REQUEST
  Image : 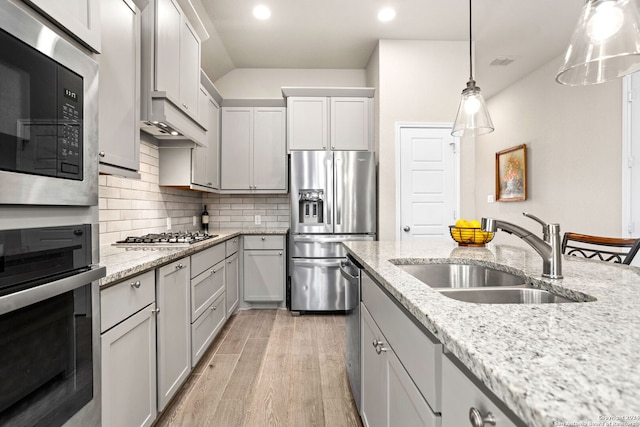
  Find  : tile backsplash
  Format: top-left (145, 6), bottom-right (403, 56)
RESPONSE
top-left (99, 139), bottom-right (290, 245)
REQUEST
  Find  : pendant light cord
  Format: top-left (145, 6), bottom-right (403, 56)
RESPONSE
top-left (469, 0), bottom-right (473, 81)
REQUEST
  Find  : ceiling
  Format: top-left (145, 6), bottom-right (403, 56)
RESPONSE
top-left (195, 0), bottom-right (584, 98)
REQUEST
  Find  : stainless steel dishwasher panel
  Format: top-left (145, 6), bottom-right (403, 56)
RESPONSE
top-left (290, 258), bottom-right (347, 311)
top-left (341, 256), bottom-right (362, 413)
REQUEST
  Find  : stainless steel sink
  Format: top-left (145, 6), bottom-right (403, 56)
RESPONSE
top-left (396, 263), bottom-right (526, 288)
top-left (439, 288), bottom-right (575, 304)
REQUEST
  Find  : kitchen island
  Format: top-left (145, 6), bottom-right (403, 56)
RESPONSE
top-left (344, 240), bottom-right (640, 427)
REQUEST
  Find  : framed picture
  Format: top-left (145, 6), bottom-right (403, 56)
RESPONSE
top-left (496, 144), bottom-right (527, 202)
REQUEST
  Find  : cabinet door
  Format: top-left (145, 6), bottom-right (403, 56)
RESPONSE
top-left (361, 305), bottom-right (387, 427)
top-left (330, 97), bottom-right (370, 151)
top-left (99, 0), bottom-right (140, 173)
top-left (225, 252), bottom-right (239, 316)
top-left (25, 0), bottom-right (101, 52)
top-left (287, 97), bottom-right (328, 150)
top-left (178, 19), bottom-right (200, 117)
top-left (243, 249), bottom-right (285, 302)
top-left (101, 303), bottom-right (157, 427)
top-left (155, 0), bottom-right (181, 101)
top-left (253, 107), bottom-right (286, 190)
top-left (221, 107), bottom-right (252, 190)
top-left (156, 258), bottom-right (191, 411)
top-left (191, 87), bottom-right (209, 186)
top-left (205, 98), bottom-right (220, 188)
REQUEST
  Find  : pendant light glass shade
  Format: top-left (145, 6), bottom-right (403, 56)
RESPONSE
top-left (452, 0), bottom-right (494, 137)
top-left (556, 0), bottom-right (640, 85)
top-left (452, 79), bottom-right (494, 137)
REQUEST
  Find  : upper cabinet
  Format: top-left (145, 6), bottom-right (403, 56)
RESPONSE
top-left (140, 0), bottom-right (208, 146)
top-left (283, 87), bottom-right (375, 152)
top-left (23, 0), bottom-right (102, 52)
top-left (220, 103), bottom-right (287, 193)
top-left (98, 0), bottom-right (142, 178)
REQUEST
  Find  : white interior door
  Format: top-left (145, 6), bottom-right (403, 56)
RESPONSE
top-left (399, 126), bottom-right (458, 240)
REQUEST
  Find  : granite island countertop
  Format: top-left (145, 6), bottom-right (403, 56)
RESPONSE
top-left (343, 239), bottom-right (640, 427)
top-left (99, 228), bottom-right (288, 288)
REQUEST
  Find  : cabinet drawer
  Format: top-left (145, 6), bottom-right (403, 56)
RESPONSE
top-left (362, 271), bottom-right (442, 412)
top-left (243, 235), bottom-right (284, 250)
top-left (101, 270), bottom-right (155, 333)
top-left (225, 236), bottom-right (240, 257)
top-left (191, 292), bottom-right (225, 367)
top-left (442, 354), bottom-right (521, 427)
top-left (191, 260), bottom-right (225, 321)
top-left (191, 243), bottom-right (225, 278)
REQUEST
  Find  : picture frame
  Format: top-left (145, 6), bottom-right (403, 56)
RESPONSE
top-left (496, 144), bottom-right (527, 202)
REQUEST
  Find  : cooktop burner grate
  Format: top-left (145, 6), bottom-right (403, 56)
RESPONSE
top-left (115, 231), bottom-right (217, 245)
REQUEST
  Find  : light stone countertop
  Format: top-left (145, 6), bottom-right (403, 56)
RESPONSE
top-left (99, 228), bottom-right (288, 288)
top-left (343, 239), bottom-right (640, 427)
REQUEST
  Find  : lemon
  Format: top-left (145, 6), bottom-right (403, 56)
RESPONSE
top-left (455, 218), bottom-right (469, 228)
top-left (468, 219), bottom-right (481, 229)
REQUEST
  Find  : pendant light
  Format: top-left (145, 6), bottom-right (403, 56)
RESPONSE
top-left (452, 0), bottom-right (494, 137)
top-left (556, 0), bottom-right (640, 86)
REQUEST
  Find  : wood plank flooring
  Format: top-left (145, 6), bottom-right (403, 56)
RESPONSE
top-left (154, 310), bottom-right (362, 427)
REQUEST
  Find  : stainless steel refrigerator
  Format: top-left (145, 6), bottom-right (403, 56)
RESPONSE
top-left (289, 150), bottom-right (376, 313)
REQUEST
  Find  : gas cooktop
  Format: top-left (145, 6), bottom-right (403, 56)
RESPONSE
top-left (114, 231), bottom-right (217, 246)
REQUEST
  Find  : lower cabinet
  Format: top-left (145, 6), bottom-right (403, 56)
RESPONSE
top-left (156, 257), bottom-right (191, 411)
top-left (243, 235), bottom-right (285, 302)
top-left (361, 305), bottom-right (440, 427)
top-left (100, 270), bottom-right (157, 427)
top-left (225, 249), bottom-right (239, 316)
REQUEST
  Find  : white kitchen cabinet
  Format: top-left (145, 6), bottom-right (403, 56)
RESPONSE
top-left (287, 96), bottom-right (371, 151)
top-left (100, 270), bottom-right (157, 427)
top-left (156, 257), bottom-right (191, 411)
top-left (24, 0), bottom-right (101, 52)
top-left (442, 353), bottom-right (522, 427)
top-left (361, 305), bottom-right (439, 427)
top-left (98, 0), bottom-right (141, 177)
top-left (220, 106), bottom-right (287, 193)
top-left (155, 0), bottom-right (200, 119)
top-left (243, 235), bottom-right (285, 302)
top-left (225, 238), bottom-right (240, 316)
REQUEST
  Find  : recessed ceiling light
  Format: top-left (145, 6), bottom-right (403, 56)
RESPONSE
top-left (378, 7), bottom-right (396, 22)
top-left (253, 5), bottom-right (271, 20)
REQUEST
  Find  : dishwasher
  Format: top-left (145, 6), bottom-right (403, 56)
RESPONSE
top-left (340, 254), bottom-right (362, 413)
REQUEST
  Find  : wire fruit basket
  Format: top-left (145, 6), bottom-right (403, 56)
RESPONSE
top-left (449, 226), bottom-right (494, 247)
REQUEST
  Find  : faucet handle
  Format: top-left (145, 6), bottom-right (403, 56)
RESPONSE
top-left (523, 212), bottom-right (550, 242)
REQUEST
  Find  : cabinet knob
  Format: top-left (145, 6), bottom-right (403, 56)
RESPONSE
top-left (182, 103), bottom-right (188, 109)
top-left (279, 251), bottom-right (283, 255)
top-left (130, 280), bottom-right (141, 289)
top-left (151, 308), bottom-right (160, 315)
top-left (261, 237), bottom-right (266, 241)
top-left (176, 263), bottom-right (184, 270)
top-left (207, 182), bottom-right (213, 186)
top-left (372, 339), bottom-right (387, 354)
top-left (98, 151), bottom-right (106, 158)
top-left (469, 408), bottom-right (496, 427)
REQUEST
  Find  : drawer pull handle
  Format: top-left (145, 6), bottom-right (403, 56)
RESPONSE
top-left (130, 280), bottom-right (141, 289)
top-left (151, 308), bottom-right (160, 314)
top-left (469, 408), bottom-right (496, 427)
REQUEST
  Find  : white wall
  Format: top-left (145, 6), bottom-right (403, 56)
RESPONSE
top-left (372, 40), bottom-right (473, 240)
top-left (214, 68), bottom-right (367, 99)
top-left (475, 56), bottom-right (623, 245)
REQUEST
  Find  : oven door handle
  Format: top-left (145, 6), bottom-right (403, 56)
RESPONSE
top-left (0, 266), bottom-right (106, 316)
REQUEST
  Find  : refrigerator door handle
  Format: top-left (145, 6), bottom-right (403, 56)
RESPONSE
top-left (336, 157), bottom-right (342, 225)
top-left (326, 158), bottom-right (333, 225)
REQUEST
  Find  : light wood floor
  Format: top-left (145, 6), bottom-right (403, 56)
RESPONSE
top-left (154, 309), bottom-right (363, 427)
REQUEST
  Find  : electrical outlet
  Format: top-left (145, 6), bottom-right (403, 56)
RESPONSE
top-left (254, 215), bottom-right (261, 225)
top-left (166, 217), bottom-right (172, 230)
top-left (487, 195), bottom-right (495, 203)
top-left (193, 216), bottom-right (197, 226)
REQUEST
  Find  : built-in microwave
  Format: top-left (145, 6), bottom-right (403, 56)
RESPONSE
top-left (0, 1), bottom-right (98, 206)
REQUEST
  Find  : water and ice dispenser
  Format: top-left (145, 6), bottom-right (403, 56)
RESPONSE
top-left (298, 190), bottom-right (324, 224)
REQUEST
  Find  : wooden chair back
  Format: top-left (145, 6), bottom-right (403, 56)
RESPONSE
top-left (561, 232), bottom-right (640, 265)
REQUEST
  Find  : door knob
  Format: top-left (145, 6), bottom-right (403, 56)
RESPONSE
top-left (403, 226), bottom-right (411, 232)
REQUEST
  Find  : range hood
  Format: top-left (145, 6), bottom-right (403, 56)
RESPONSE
top-left (140, 92), bottom-right (206, 146)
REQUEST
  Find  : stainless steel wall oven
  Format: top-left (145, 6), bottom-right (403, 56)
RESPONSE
top-left (0, 1), bottom-right (98, 206)
top-left (0, 225), bottom-right (105, 427)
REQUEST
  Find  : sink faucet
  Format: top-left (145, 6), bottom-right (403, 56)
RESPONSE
top-left (481, 212), bottom-right (563, 279)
